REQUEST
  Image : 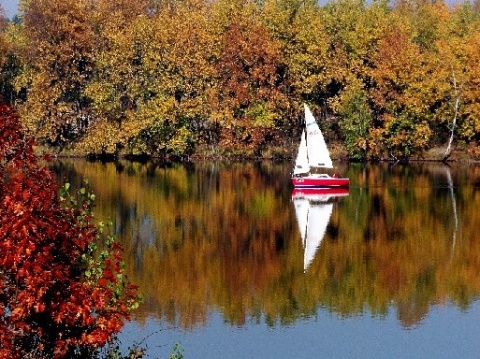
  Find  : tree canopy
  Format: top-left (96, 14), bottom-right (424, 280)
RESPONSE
top-left (1, 0), bottom-right (480, 160)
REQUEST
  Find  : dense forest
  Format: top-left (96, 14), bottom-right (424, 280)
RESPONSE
top-left (1, 0), bottom-right (480, 160)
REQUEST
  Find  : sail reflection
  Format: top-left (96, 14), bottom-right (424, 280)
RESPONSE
top-left (292, 188), bottom-right (349, 272)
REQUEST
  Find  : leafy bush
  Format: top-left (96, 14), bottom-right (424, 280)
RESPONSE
top-left (0, 103), bottom-right (140, 358)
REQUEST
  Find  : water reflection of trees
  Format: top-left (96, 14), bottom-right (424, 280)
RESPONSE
top-left (52, 160), bottom-right (480, 329)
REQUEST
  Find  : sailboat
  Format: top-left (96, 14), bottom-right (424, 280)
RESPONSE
top-left (292, 187), bottom-right (349, 272)
top-left (291, 104), bottom-right (349, 188)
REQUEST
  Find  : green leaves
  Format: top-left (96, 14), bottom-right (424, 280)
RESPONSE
top-left (337, 83), bottom-right (372, 160)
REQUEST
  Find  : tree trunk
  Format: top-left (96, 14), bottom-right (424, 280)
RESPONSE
top-left (443, 68), bottom-right (460, 162)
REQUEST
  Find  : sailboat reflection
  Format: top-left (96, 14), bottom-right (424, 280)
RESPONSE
top-left (292, 188), bottom-right (349, 272)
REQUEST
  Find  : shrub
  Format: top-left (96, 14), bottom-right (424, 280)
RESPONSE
top-left (0, 103), bottom-right (140, 358)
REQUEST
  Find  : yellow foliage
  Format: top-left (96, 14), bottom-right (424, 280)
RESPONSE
top-left (75, 120), bottom-right (121, 154)
top-left (6, 0), bottom-right (480, 158)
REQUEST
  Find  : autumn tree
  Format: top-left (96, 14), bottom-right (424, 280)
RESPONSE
top-left (321, 0), bottom-right (391, 81)
top-left (369, 21), bottom-right (441, 159)
top-left (0, 6), bottom-right (10, 102)
top-left (0, 6), bottom-right (22, 106)
top-left (260, 0), bottom-right (316, 108)
top-left (261, 0), bottom-right (391, 157)
top-left (435, 3), bottom-right (480, 158)
top-left (80, 0), bottom-right (156, 157)
top-left (16, 0), bottom-right (95, 149)
top-left (0, 103), bottom-right (139, 358)
top-left (393, 0), bottom-right (450, 50)
top-left (0, 6), bottom-right (7, 59)
top-left (136, 0), bottom-right (217, 158)
top-left (81, 0), bottom-right (217, 158)
top-left (319, 0), bottom-right (390, 159)
top-left (211, 0), bottom-right (287, 156)
top-left (336, 81), bottom-right (372, 160)
top-left (283, 1), bottom-right (332, 111)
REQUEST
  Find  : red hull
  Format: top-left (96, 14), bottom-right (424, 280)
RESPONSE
top-left (292, 187), bottom-right (349, 199)
top-left (291, 176), bottom-right (349, 188)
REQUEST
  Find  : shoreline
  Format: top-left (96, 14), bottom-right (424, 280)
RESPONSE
top-left (36, 143), bottom-right (480, 164)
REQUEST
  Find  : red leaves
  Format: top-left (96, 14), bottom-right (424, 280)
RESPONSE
top-left (0, 103), bottom-right (138, 357)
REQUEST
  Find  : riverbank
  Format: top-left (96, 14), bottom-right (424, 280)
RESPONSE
top-left (38, 143), bottom-right (479, 164)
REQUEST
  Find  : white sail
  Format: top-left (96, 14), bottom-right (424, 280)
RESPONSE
top-left (293, 196), bottom-right (334, 272)
top-left (293, 130), bottom-right (310, 175)
top-left (304, 104), bottom-right (333, 169)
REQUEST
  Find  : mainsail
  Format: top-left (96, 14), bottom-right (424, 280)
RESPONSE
top-left (303, 104), bottom-right (333, 169)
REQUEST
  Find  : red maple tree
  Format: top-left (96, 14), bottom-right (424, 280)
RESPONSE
top-left (0, 103), bottom-right (139, 358)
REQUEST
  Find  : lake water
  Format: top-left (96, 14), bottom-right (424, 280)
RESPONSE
top-left (51, 160), bottom-right (480, 359)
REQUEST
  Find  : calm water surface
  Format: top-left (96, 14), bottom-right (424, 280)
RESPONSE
top-left (52, 160), bottom-right (480, 358)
